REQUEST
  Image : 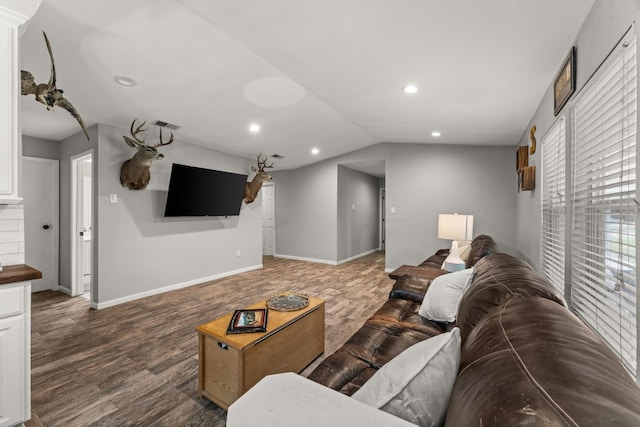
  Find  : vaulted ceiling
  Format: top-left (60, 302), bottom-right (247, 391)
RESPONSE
top-left (20, 0), bottom-right (595, 171)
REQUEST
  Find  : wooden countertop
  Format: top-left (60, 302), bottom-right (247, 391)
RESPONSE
top-left (0, 264), bottom-right (42, 285)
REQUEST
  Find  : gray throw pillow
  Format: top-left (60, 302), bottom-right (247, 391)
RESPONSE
top-left (351, 328), bottom-right (461, 426)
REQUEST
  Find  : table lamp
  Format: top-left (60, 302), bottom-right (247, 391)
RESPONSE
top-left (438, 213), bottom-right (474, 272)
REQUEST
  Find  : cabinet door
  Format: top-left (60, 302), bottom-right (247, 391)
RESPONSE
top-left (0, 314), bottom-right (27, 427)
top-left (0, 11), bottom-right (23, 203)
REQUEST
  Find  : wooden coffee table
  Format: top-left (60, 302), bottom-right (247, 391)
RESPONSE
top-left (196, 297), bottom-right (325, 409)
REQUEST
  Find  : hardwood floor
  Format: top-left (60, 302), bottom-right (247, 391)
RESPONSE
top-left (26, 252), bottom-right (393, 427)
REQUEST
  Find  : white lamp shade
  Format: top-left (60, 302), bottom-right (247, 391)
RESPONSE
top-left (438, 214), bottom-right (474, 241)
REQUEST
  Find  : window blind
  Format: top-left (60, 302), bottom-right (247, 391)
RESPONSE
top-left (571, 28), bottom-right (637, 378)
top-left (542, 118), bottom-right (566, 294)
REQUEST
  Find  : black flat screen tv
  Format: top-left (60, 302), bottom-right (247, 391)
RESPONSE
top-left (164, 163), bottom-right (248, 217)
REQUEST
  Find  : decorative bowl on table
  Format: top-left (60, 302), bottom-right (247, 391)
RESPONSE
top-left (266, 292), bottom-right (309, 311)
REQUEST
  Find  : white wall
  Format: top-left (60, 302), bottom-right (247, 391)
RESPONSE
top-left (385, 143), bottom-right (516, 270)
top-left (22, 134), bottom-right (60, 160)
top-left (94, 123), bottom-right (262, 307)
top-left (337, 166), bottom-right (380, 261)
top-left (515, 0), bottom-right (640, 269)
top-left (271, 160), bottom-right (338, 263)
top-left (272, 142), bottom-right (516, 270)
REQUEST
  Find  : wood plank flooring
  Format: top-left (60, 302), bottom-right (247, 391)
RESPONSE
top-left (26, 252), bottom-right (393, 427)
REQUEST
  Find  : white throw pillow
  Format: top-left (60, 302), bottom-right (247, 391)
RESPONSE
top-left (352, 328), bottom-right (461, 426)
top-left (419, 267), bottom-right (474, 322)
top-left (459, 244), bottom-right (471, 262)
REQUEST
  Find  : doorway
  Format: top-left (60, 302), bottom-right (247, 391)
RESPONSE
top-left (23, 157), bottom-right (59, 292)
top-left (262, 182), bottom-right (275, 256)
top-left (71, 151), bottom-right (93, 299)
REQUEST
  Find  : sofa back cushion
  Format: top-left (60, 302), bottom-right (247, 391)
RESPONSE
top-left (465, 234), bottom-right (497, 268)
top-left (456, 253), bottom-right (565, 341)
top-left (446, 297), bottom-right (640, 426)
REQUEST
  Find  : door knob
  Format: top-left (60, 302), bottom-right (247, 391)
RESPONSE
top-left (42, 225), bottom-right (50, 230)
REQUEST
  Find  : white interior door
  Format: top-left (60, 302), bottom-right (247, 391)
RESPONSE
top-left (71, 151), bottom-right (92, 298)
top-left (23, 157), bottom-right (59, 292)
top-left (262, 183), bottom-right (275, 256)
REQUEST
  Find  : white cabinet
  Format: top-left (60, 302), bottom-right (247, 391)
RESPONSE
top-left (0, 282), bottom-right (30, 427)
top-left (0, 11), bottom-right (23, 204)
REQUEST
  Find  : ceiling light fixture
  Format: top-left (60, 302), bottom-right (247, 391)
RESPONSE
top-left (403, 84), bottom-right (418, 94)
top-left (431, 131), bottom-right (441, 137)
top-left (114, 75), bottom-right (137, 87)
top-left (311, 148), bottom-right (319, 155)
top-left (249, 123), bottom-right (260, 133)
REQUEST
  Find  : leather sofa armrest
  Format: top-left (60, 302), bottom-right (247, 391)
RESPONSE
top-left (388, 265), bottom-right (446, 281)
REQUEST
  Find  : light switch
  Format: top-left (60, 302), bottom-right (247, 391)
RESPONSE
top-left (391, 206), bottom-right (396, 214)
top-left (109, 194), bottom-right (118, 204)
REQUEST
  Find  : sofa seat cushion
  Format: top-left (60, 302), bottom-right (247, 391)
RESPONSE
top-left (446, 297), bottom-right (640, 426)
top-left (388, 273), bottom-right (444, 303)
top-left (305, 350), bottom-right (378, 395)
top-left (307, 298), bottom-right (449, 395)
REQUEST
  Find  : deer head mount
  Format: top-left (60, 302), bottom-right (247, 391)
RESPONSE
top-left (243, 154), bottom-right (274, 204)
top-left (120, 119), bottom-right (174, 190)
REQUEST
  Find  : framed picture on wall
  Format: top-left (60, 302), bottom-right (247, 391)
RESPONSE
top-left (554, 46), bottom-right (576, 116)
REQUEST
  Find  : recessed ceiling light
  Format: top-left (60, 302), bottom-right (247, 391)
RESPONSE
top-left (249, 123), bottom-right (261, 133)
top-left (403, 84), bottom-right (418, 94)
top-left (431, 131), bottom-right (441, 137)
top-left (311, 147), bottom-right (319, 155)
top-left (114, 75), bottom-right (137, 87)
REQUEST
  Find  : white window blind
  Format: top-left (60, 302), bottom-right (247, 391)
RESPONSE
top-left (571, 28), bottom-right (637, 378)
top-left (542, 118), bottom-right (566, 293)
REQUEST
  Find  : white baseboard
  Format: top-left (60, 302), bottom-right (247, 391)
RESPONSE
top-left (275, 248), bottom-right (380, 266)
top-left (274, 254), bottom-right (338, 265)
top-left (93, 264), bottom-right (263, 310)
top-left (58, 285), bottom-right (72, 296)
top-left (337, 248), bottom-right (379, 265)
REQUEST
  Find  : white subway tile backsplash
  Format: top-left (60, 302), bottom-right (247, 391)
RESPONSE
top-left (0, 230), bottom-right (23, 243)
top-left (0, 203), bottom-right (25, 266)
top-left (0, 205), bottom-right (24, 220)
top-left (1, 253), bottom-right (25, 265)
top-left (0, 242), bottom-right (20, 255)
top-left (0, 220), bottom-right (18, 231)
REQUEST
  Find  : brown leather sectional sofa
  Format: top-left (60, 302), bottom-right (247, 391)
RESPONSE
top-left (307, 235), bottom-right (497, 394)
top-left (308, 235), bottom-right (640, 425)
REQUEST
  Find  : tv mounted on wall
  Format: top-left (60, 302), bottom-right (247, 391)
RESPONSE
top-left (163, 163), bottom-right (248, 217)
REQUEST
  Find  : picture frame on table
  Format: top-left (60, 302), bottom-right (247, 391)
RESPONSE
top-left (554, 46), bottom-right (576, 116)
top-left (226, 308), bottom-right (269, 334)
